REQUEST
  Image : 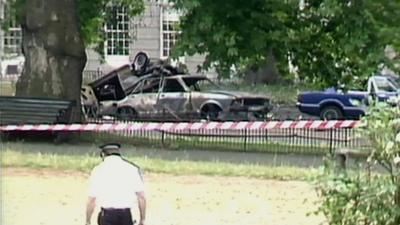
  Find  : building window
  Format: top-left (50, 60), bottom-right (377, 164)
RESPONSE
top-left (105, 5), bottom-right (130, 56)
top-left (3, 5), bottom-right (22, 56)
top-left (162, 20), bottom-right (180, 58)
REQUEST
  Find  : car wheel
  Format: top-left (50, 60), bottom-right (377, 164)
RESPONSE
top-left (320, 105), bottom-right (344, 120)
top-left (200, 104), bottom-right (222, 121)
top-left (81, 87), bottom-right (98, 119)
top-left (117, 107), bottom-right (137, 121)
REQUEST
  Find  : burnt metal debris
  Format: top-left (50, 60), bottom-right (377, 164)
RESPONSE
top-left (81, 52), bottom-right (273, 121)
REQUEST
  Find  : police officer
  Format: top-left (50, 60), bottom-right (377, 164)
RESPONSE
top-left (85, 143), bottom-right (146, 225)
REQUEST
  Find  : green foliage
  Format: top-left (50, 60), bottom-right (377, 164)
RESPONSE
top-left (171, 0), bottom-right (298, 79)
top-left (77, 0), bottom-right (107, 45)
top-left (315, 167), bottom-right (400, 225)
top-left (1, 0), bottom-right (25, 30)
top-left (314, 99), bottom-right (400, 224)
top-left (291, 0), bottom-right (400, 87)
top-left (171, 0), bottom-right (400, 87)
top-left (78, 0), bottom-right (144, 46)
top-left (363, 99), bottom-right (400, 177)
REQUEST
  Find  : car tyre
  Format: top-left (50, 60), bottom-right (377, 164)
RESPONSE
top-left (117, 107), bottom-right (138, 121)
top-left (200, 104), bottom-right (222, 121)
top-left (320, 105), bottom-right (344, 120)
top-left (81, 87), bottom-right (99, 119)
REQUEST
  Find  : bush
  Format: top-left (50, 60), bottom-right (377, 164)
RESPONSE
top-left (314, 98), bottom-right (400, 225)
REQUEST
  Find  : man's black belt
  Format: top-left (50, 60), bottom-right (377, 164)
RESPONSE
top-left (101, 207), bottom-right (131, 211)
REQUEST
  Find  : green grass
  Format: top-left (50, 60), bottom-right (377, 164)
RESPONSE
top-left (165, 137), bottom-right (329, 155)
top-left (79, 132), bottom-right (330, 155)
top-left (1, 148), bottom-right (318, 181)
top-left (0, 81), bottom-right (16, 96)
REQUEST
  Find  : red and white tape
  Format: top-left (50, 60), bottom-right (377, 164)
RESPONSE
top-left (0, 120), bottom-right (361, 131)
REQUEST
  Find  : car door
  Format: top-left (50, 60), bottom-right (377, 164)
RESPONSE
top-left (122, 77), bottom-right (161, 119)
top-left (156, 77), bottom-right (192, 121)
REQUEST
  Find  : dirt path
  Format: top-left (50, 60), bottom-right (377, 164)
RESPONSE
top-left (2, 168), bottom-right (325, 225)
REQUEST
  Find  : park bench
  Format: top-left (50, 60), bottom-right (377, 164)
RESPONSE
top-left (0, 96), bottom-right (76, 125)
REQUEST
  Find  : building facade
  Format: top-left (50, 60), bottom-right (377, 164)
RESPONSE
top-left (0, 0), bottom-right (5, 76)
top-left (0, 0), bottom-right (4, 58)
top-left (0, 1), bottom-right (209, 79)
top-left (85, 1), bottom-right (208, 77)
top-left (0, 0), bottom-right (23, 77)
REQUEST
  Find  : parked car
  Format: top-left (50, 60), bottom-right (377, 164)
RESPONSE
top-left (81, 52), bottom-right (273, 121)
top-left (296, 75), bottom-right (399, 120)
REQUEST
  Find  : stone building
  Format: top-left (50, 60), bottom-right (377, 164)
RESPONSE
top-left (0, 1), bottom-right (210, 80)
top-left (86, 1), bottom-right (207, 76)
top-left (0, 0), bottom-right (4, 60)
top-left (0, 0), bottom-right (23, 77)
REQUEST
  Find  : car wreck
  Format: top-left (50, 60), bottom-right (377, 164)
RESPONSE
top-left (81, 52), bottom-right (273, 121)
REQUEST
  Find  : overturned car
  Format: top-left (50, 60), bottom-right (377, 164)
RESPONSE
top-left (81, 52), bottom-right (273, 121)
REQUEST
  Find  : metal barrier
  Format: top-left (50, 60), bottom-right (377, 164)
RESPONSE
top-left (0, 120), bottom-right (369, 155)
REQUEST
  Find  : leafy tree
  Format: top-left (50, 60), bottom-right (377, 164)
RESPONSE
top-left (7, 0), bottom-right (144, 122)
top-left (170, 0), bottom-right (400, 87)
top-left (290, 0), bottom-right (400, 87)
top-left (315, 99), bottom-right (400, 224)
top-left (78, 0), bottom-right (144, 52)
top-left (170, 0), bottom-right (298, 80)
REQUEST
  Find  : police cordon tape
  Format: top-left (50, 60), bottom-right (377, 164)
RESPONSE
top-left (0, 120), bottom-right (362, 131)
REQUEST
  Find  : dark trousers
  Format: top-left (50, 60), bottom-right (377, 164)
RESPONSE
top-left (98, 208), bottom-right (134, 225)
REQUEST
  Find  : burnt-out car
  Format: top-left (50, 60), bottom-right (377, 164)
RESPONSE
top-left (81, 52), bottom-right (273, 121)
top-left (98, 74), bottom-right (272, 121)
top-left (81, 64), bottom-right (140, 118)
top-left (81, 52), bottom-right (157, 118)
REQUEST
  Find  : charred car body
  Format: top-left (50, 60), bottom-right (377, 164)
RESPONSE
top-left (81, 52), bottom-right (273, 121)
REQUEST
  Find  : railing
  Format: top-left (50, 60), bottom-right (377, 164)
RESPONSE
top-left (94, 125), bottom-right (366, 155)
top-left (0, 70), bottom-right (104, 85)
top-left (1, 119), bottom-right (368, 155)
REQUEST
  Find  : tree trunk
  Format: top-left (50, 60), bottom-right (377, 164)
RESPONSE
top-left (244, 49), bottom-right (282, 85)
top-left (259, 49), bottom-right (282, 84)
top-left (15, 0), bottom-right (86, 122)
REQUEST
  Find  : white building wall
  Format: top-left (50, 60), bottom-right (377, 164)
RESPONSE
top-left (130, 1), bottom-right (161, 59)
top-left (0, 0), bottom-right (6, 76)
top-left (0, 1), bottom-right (212, 78)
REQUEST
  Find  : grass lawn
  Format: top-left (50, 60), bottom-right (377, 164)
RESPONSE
top-left (0, 81), bottom-right (16, 96)
top-left (1, 142), bottom-right (319, 181)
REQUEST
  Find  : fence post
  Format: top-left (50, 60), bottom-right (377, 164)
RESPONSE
top-left (329, 128), bottom-right (334, 156)
top-left (244, 129), bottom-right (248, 151)
top-left (161, 130), bottom-right (165, 148)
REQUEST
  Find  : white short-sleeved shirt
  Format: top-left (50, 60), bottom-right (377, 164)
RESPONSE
top-left (88, 155), bottom-right (145, 208)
